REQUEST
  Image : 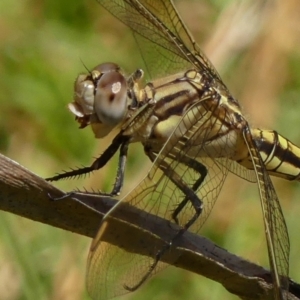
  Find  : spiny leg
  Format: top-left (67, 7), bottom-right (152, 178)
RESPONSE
top-left (46, 133), bottom-right (130, 198)
top-left (110, 140), bottom-right (129, 195)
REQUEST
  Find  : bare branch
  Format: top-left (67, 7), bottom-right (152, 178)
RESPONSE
top-left (0, 153), bottom-right (101, 237)
top-left (0, 153), bottom-right (299, 300)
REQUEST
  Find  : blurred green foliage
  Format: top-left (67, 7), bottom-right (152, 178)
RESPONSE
top-left (0, 0), bottom-right (300, 300)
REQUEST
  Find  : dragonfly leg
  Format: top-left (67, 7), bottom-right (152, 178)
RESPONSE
top-left (46, 133), bottom-right (129, 196)
top-left (172, 156), bottom-right (207, 224)
top-left (110, 140), bottom-right (128, 195)
top-left (125, 150), bottom-right (205, 291)
top-left (146, 148), bottom-right (206, 226)
top-left (153, 153), bottom-right (205, 231)
top-left (124, 155), bottom-right (203, 291)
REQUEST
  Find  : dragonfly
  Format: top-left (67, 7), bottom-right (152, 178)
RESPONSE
top-left (47, 0), bottom-right (300, 299)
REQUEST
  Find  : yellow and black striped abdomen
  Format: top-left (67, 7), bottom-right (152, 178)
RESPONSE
top-left (252, 128), bottom-right (300, 181)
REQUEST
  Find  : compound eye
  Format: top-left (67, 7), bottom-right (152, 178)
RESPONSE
top-left (94, 70), bottom-right (127, 125)
top-left (93, 62), bottom-right (120, 75)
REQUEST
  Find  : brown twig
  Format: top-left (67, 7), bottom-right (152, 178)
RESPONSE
top-left (0, 153), bottom-right (298, 300)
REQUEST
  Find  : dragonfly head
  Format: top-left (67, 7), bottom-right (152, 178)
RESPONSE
top-left (68, 62), bottom-right (128, 138)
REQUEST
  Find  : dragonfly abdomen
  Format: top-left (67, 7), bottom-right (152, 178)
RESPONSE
top-left (252, 128), bottom-right (300, 180)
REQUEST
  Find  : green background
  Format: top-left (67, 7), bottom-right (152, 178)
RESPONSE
top-left (0, 0), bottom-right (300, 299)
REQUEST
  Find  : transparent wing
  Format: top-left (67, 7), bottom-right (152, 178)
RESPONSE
top-left (217, 159), bottom-right (257, 183)
top-left (87, 241), bottom-right (168, 299)
top-left (97, 0), bottom-right (223, 80)
top-left (86, 126), bottom-right (290, 300)
top-left (87, 1), bottom-right (289, 299)
top-left (87, 97), bottom-right (234, 299)
top-left (244, 129), bottom-right (290, 299)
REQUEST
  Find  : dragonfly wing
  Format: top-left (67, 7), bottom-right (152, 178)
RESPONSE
top-left (87, 97), bottom-right (234, 298)
top-left (97, 0), bottom-right (222, 79)
top-left (243, 128), bottom-right (290, 299)
top-left (87, 239), bottom-right (167, 299)
top-left (218, 159), bottom-right (257, 183)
